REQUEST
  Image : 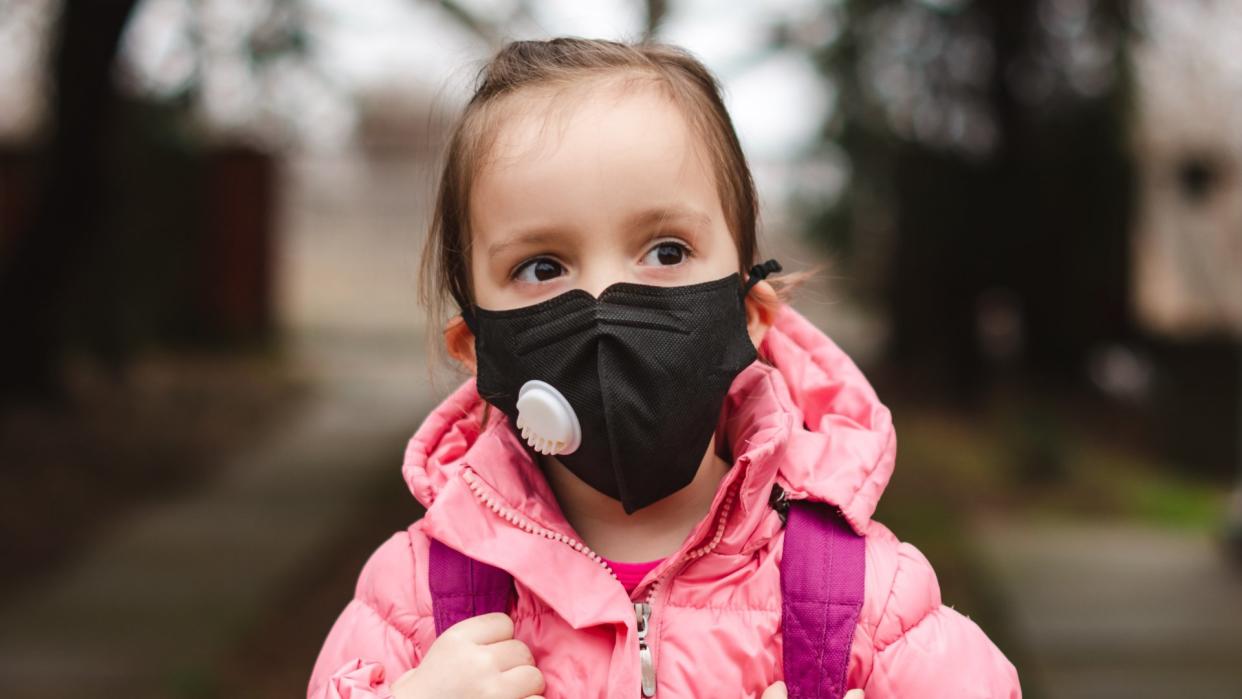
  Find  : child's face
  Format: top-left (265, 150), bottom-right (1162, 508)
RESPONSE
top-left (467, 82), bottom-right (741, 312)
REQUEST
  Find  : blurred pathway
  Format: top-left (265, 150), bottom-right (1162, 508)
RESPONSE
top-left (0, 336), bottom-right (442, 697)
top-left (976, 518), bottom-right (1242, 699)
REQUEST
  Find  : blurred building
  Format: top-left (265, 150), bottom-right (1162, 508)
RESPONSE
top-left (1128, 0), bottom-right (1242, 476)
top-left (1131, 0), bottom-right (1242, 338)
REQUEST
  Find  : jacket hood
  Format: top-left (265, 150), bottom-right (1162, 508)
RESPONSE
top-left (402, 302), bottom-right (896, 539)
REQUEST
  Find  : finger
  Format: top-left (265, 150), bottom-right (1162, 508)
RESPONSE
top-left (844, 690), bottom-right (865, 699)
top-left (443, 612), bottom-right (514, 644)
top-left (500, 663), bottom-right (545, 697)
top-left (761, 681), bottom-right (787, 698)
top-left (489, 638), bottom-right (536, 672)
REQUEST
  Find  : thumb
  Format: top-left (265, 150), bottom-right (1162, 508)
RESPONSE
top-left (844, 690), bottom-right (865, 699)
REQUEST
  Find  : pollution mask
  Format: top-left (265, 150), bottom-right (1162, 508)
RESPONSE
top-left (462, 259), bottom-right (781, 514)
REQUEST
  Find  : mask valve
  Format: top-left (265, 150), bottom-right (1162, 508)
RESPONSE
top-left (515, 380), bottom-right (582, 456)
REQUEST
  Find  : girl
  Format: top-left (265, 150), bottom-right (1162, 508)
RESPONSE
top-left (308, 37), bottom-right (1021, 699)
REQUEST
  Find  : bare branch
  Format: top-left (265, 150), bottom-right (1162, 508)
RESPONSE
top-left (644, 0), bottom-right (667, 40)
top-left (430, 0), bottom-right (503, 48)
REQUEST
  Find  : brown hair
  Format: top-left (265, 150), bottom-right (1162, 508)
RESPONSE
top-left (418, 37), bottom-right (810, 361)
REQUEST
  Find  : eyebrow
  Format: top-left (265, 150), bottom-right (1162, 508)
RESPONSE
top-left (623, 205), bottom-right (712, 232)
top-left (486, 229), bottom-right (566, 259)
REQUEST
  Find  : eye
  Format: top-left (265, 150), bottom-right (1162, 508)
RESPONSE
top-left (641, 241), bottom-right (690, 266)
top-left (513, 257), bottom-right (565, 283)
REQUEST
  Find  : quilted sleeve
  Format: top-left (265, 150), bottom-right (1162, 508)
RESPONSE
top-left (867, 604), bottom-right (1020, 698)
top-left (306, 529), bottom-right (437, 699)
top-left (857, 527), bottom-right (1021, 698)
top-left (849, 526), bottom-right (1023, 699)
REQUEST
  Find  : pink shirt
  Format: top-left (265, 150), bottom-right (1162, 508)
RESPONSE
top-left (599, 555), bottom-right (664, 594)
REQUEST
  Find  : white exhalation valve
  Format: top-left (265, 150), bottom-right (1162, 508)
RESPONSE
top-left (515, 380), bottom-right (582, 456)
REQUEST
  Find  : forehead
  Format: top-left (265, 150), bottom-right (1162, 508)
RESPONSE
top-left (468, 79), bottom-right (721, 238)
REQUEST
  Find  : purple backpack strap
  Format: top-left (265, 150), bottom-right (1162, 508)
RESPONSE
top-left (424, 499), bottom-right (865, 699)
top-left (780, 499), bottom-right (866, 699)
top-left (428, 538), bottom-right (513, 635)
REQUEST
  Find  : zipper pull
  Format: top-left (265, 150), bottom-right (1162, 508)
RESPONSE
top-left (768, 483), bottom-right (790, 525)
top-left (634, 602), bottom-right (656, 697)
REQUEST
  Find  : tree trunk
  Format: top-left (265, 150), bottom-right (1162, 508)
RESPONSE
top-left (0, 0), bottom-right (138, 401)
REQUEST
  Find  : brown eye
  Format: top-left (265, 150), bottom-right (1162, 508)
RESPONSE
top-left (643, 241), bottom-right (688, 266)
top-left (514, 257), bottom-right (564, 283)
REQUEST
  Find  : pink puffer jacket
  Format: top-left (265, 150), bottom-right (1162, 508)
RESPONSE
top-left (308, 304), bottom-right (1021, 698)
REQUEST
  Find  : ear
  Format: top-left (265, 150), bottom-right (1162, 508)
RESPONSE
top-left (744, 279), bottom-right (779, 351)
top-left (444, 314), bottom-right (477, 374)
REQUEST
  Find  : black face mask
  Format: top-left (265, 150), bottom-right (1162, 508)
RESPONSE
top-left (462, 259), bottom-right (781, 514)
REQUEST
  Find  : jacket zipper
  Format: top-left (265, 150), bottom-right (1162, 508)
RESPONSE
top-left (630, 480), bottom-right (739, 697)
top-left (460, 465), bottom-right (740, 698)
top-left (635, 601), bottom-right (656, 697)
top-left (460, 465), bottom-right (620, 583)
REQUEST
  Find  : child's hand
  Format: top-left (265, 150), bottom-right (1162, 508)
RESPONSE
top-left (761, 682), bottom-right (863, 699)
top-left (389, 612), bottom-right (545, 699)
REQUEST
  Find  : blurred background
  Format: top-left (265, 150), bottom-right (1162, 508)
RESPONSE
top-left (1, 0), bottom-right (1240, 697)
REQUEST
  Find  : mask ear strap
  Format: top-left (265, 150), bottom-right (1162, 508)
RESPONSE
top-left (460, 307), bottom-right (479, 335)
top-left (743, 259), bottom-right (782, 295)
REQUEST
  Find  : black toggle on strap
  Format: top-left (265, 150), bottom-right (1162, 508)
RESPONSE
top-left (743, 258), bottom-right (783, 294)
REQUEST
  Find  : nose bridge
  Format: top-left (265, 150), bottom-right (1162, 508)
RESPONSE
top-left (578, 270), bottom-right (610, 300)
top-left (577, 254), bottom-right (632, 299)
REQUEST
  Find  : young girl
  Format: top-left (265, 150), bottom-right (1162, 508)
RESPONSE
top-left (308, 38), bottom-right (1021, 699)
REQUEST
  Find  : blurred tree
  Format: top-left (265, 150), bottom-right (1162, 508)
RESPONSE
top-left (0, 0), bottom-right (138, 400)
top-left (0, 0), bottom-right (325, 403)
top-left (788, 0), bottom-right (1136, 402)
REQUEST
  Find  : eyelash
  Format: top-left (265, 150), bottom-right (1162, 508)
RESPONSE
top-left (642, 238), bottom-right (693, 266)
top-left (509, 256), bottom-right (564, 283)
top-left (508, 238), bottom-right (694, 282)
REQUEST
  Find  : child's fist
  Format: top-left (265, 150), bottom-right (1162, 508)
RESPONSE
top-left (761, 683), bottom-right (863, 699)
top-left (390, 612), bottom-right (545, 699)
